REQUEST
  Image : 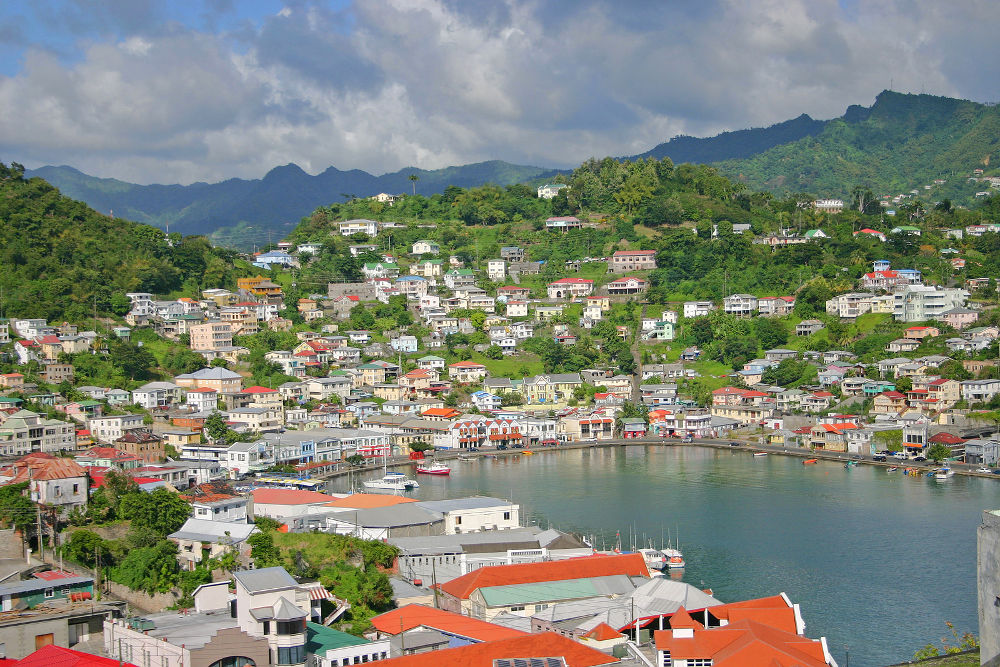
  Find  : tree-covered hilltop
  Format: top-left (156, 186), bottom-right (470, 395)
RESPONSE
top-left (714, 91), bottom-right (1000, 202)
top-left (289, 154), bottom-right (1000, 305)
top-left (0, 162), bottom-right (244, 321)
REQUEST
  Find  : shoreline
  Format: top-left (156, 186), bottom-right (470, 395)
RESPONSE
top-left (315, 436), bottom-right (998, 485)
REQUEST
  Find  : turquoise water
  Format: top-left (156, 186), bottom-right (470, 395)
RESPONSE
top-left (343, 445), bottom-right (1000, 666)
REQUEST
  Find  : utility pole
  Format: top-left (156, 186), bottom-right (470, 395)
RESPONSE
top-left (431, 559), bottom-right (439, 609)
top-left (36, 503), bottom-right (44, 561)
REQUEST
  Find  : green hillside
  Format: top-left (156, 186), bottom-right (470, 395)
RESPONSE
top-left (715, 91), bottom-right (1000, 201)
top-left (26, 160), bottom-right (560, 245)
top-left (0, 162), bottom-right (244, 321)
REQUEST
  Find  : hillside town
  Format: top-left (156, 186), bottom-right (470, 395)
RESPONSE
top-left (2, 178), bottom-right (1000, 667)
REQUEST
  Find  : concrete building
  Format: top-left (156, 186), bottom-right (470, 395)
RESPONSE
top-left (608, 250), bottom-right (656, 273)
top-left (189, 322), bottom-right (235, 351)
top-left (0, 410), bottom-right (76, 455)
top-left (980, 509), bottom-right (1000, 666)
top-left (893, 285), bottom-right (969, 322)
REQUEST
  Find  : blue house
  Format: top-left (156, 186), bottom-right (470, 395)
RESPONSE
top-left (252, 250), bottom-right (296, 269)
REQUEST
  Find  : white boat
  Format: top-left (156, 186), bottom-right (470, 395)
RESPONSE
top-left (637, 548), bottom-right (668, 570)
top-left (753, 451), bottom-right (768, 457)
top-left (934, 467), bottom-right (955, 480)
top-left (660, 547), bottom-right (686, 569)
top-left (363, 470), bottom-right (419, 490)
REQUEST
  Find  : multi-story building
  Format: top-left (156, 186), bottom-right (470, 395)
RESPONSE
top-left (189, 322), bottom-right (234, 350)
top-left (723, 294), bottom-right (759, 317)
top-left (893, 285), bottom-right (969, 322)
top-left (0, 410), bottom-right (76, 455)
top-left (546, 278), bottom-right (594, 299)
top-left (338, 218), bottom-right (379, 237)
top-left (608, 249), bottom-right (656, 273)
top-left (683, 300), bottom-right (715, 319)
top-left (825, 292), bottom-right (875, 319)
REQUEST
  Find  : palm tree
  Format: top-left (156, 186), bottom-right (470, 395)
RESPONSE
top-left (409, 173), bottom-right (419, 196)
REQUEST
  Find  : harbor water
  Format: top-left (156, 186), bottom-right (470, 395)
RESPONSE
top-left (342, 445), bottom-right (1000, 666)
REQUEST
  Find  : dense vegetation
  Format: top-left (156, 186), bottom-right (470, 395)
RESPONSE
top-left (0, 162), bottom-right (243, 321)
top-left (716, 91), bottom-right (1000, 202)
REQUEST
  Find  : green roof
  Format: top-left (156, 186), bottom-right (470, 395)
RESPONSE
top-left (76, 400), bottom-right (102, 407)
top-left (480, 578), bottom-right (601, 607)
top-left (305, 622), bottom-right (369, 654)
top-left (0, 397), bottom-right (22, 404)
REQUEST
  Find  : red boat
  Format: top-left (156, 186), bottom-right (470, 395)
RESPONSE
top-left (415, 462), bottom-right (451, 475)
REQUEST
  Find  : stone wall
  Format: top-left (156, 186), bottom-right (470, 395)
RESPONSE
top-left (42, 554), bottom-right (177, 614)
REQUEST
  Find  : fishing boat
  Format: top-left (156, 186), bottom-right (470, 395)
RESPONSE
top-left (934, 467), bottom-right (955, 480)
top-left (363, 470), bottom-right (419, 490)
top-left (637, 548), bottom-right (668, 570)
top-left (753, 451), bottom-right (768, 457)
top-left (415, 461), bottom-right (451, 475)
top-left (802, 458), bottom-right (818, 465)
top-left (661, 548), bottom-right (686, 569)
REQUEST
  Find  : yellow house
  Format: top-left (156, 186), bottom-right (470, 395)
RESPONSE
top-left (521, 373), bottom-right (582, 404)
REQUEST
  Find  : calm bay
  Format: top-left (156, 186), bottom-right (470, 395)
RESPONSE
top-left (344, 445), bottom-right (1000, 666)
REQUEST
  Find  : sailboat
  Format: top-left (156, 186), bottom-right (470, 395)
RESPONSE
top-left (660, 526), bottom-right (686, 569)
top-left (363, 455), bottom-right (419, 490)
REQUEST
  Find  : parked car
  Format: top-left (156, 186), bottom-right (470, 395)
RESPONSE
top-left (914, 456), bottom-right (927, 462)
top-left (873, 455), bottom-right (887, 462)
top-left (729, 441), bottom-right (741, 447)
top-left (511, 443), bottom-right (524, 449)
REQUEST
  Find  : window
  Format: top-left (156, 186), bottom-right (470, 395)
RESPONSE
top-left (44, 588), bottom-right (54, 598)
top-left (687, 660), bottom-right (712, 667)
top-left (277, 620), bottom-right (304, 635)
top-left (277, 646), bottom-right (305, 665)
top-left (208, 658), bottom-right (256, 667)
top-left (661, 651), bottom-right (671, 667)
top-left (509, 605), bottom-right (525, 612)
top-left (503, 512), bottom-right (510, 521)
top-left (455, 516), bottom-right (462, 525)
top-left (73, 484), bottom-right (79, 494)
top-left (262, 621), bottom-right (270, 635)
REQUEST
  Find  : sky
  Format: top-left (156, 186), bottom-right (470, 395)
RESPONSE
top-left (1, 0), bottom-right (997, 185)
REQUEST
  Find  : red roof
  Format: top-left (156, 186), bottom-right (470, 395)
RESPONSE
top-left (242, 386), bottom-right (277, 394)
top-left (252, 488), bottom-right (337, 505)
top-left (372, 604), bottom-right (527, 641)
top-left (929, 432), bottom-right (966, 445)
top-left (372, 632), bottom-right (615, 667)
top-left (583, 622), bottom-right (624, 640)
top-left (439, 553), bottom-right (649, 600)
top-left (713, 387), bottom-right (751, 396)
top-left (15, 645), bottom-right (136, 667)
top-left (449, 361), bottom-right (486, 368)
top-left (549, 278), bottom-right (593, 285)
top-left (654, 619), bottom-right (827, 667)
top-left (33, 569), bottom-right (76, 581)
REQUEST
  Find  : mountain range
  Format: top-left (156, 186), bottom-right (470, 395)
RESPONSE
top-left (25, 91), bottom-right (1000, 243)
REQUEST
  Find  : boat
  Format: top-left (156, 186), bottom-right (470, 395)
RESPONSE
top-left (934, 467), bottom-right (955, 480)
top-left (661, 548), bottom-right (686, 569)
top-left (522, 450), bottom-right (535, 456)
top-left (887, 466), bottom-right (898, 472)
top-left (458, 455), bottom-right (477, 462)
top-left (753, 451), bottom-right (768, 457)
top-left (415, 461), bottom-right (451, 475)
top-left (802, 458), bottom-right (818, 465)
top-left (844, 460), bottom-right (857, 468)
top-left (637, 548), bottom-right (668, 570)
top-left (363, 470), bottom-right (420, 490)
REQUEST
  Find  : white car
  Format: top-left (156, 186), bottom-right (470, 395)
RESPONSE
top-left (977, 467), bottom-right (991, 474)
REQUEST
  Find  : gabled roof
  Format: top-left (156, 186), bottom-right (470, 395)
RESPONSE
top-left (370, 631), bottom-right (615, 667)
top-left (372, 604), bottom-right (527, 641)
top-left (582, 622), bottom-right (624, 640)
top-left (654, 619), bottom-right (828, 667)
top-left (324, 494), bottom-right (418, 509)
top-left (439, 553), bottom-right (649, 600)
top-left (233, 566), bottom-right (298, 593)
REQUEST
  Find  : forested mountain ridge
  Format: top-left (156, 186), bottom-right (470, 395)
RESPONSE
top-left (0, 162), bottom-right (244, 322)
top-left (26, 160), bottom-right (560, 245)
top-left (714, 91), bottom-right (1000, 200)
top-left (630, 113), bottom-right (828, 163)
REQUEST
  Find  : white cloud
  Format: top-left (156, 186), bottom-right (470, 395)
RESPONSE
top-left (0, 0), bottom-right (997, 184)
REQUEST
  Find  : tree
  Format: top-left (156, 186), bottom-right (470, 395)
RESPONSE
top-left (118, 487), bottom-right (191, 536)
top-left (108, 340), bottom-right (157, 380)
top-left (247, 531), bottom-right (282, 568)
top-left (111, 541), bottom-right (179, 593)
top-left (409, 173), bottom-right (419, 196)
top-left (409, 441), bottom-right (434, 453)
top-left (753, 318), bottom-right (788, 350)
top-left (203, 412), bottom-right (230, 441)
top-left (485, 344), bottom-right (503, 359)
top-left (927, 443), bottom-right (952, 464)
